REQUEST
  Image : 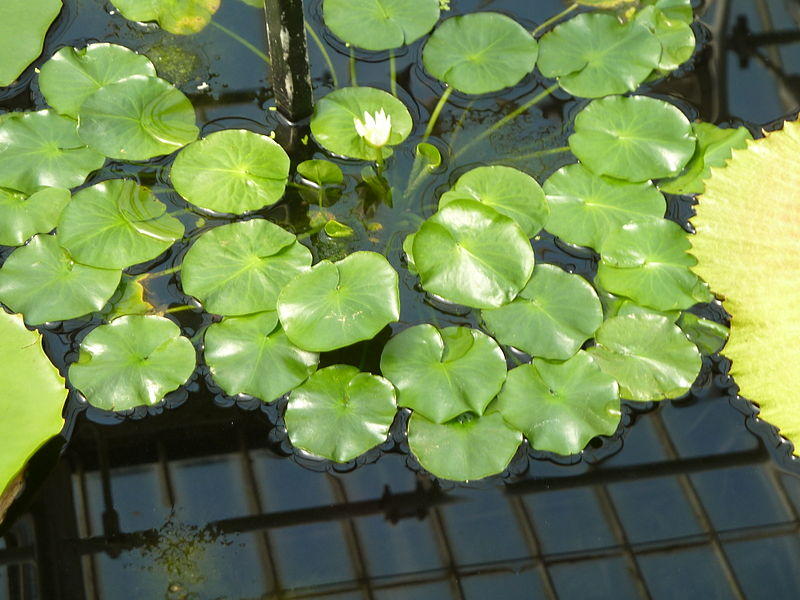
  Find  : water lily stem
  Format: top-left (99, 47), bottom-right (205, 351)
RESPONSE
top-left (375, 147), bottom-right (385, 175)
top-left (163, 305), bottom-right (196, 314)
top-left (423, 87), bottom-right (453, 141)
top-left (390, 50), bottom-right (398, 97)
top-left (531, 3), bottom-right (578, 37)
top-left (305, 20), bottom-right (338, 87)
top-left (210, 21), bottom-right (270, 64)
top-left (512, 145), bottom-right (571, 160)
top-left (137, 265), bottom-right (182, 282)
top-left (349, 48), bottom-right (358, 86)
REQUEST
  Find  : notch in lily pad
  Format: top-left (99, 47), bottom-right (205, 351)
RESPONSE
top-left (0, 187), bottom-right (70, 247)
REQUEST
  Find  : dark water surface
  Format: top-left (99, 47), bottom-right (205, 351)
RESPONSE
top-left (3, 0), bottom-right (800, 598)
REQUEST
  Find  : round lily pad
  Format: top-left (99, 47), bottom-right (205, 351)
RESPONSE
top-left (204, 311), bottom-right (318, 403)
top-left (537, 13), bottom-right (661, 98)
top-left (543, 163), bottom-right (666, 248)
top-left (439, 166), bottom-right (548, 237)
top-left (380, 325), bottom-right (507, 423)
top-left (569, 95), bottom-right (696, 182)
top-left (642, 0), bottom-right (693, 24)
top-left (0, 235), bottom-right (121, 325)
top-left (58, 179), bottom-right (184, 269)
top-left (38, 43), bottom-right (157, 117)
top-left (422, 12), bottom-right (538, 95)
top-left (0, 110), bottom-right (105, 195)
top-left (68, 315), bottom-right (196, 411)
top-left (78, 75), bottom-right (199, 161)
top-left (635, 5), bottom-right (695, 73)
top-left (277, 251), bottom-right (400, 352)
top-left (413, 199), bottom-right (534, 308)
top-left (181, 219), bottom-right (312, 316)
top-left (588, 313), bottom-right (702, 401)
top-left (494, 352), bottom-right (620, 455)
top-left (171, 129), bottom-right (290, 214)
top-left (323, 0), bottom-right (440, 51)
top-left (297, 159), bottom-right (343, 187)
top-left (284, 365), bottom-right (397, 463)
top-left (110, 0), bottom-right (220, 35)
top-left (0, 187), bottom-right (70, 246)
top-left (310, 87), bottom-right (413, 161)
top-left (482, 264), bottom-right (602, 360)
top-left (408, 412), bottom-right (522, 481)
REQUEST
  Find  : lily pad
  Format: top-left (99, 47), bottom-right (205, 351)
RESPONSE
top-left (171, 129), bottom-right (290, 214)
top-left (380, 325), bottom-right (507, 423)
top-left (569, 95), bottom-right (696, 182)
top-left (38, 43), bottom-right (157, 117)
top-left (588, 313), bottom-right (701, 401)
top-left (323, 0), bottom-right (440, 51)
top-left (422, 12), bottom-right (538, 95)
top-left (641, 0), bottom-right (693, 24)
top-left (284, 365), bottom-right (397, 462)
top-left (494, 352), bottom-right (620, 455)
top-left (439, 166), bottom-right (548, 237)
top-left (277, 251), bottom-right (400, 352)
top-left (78, 75), bottom-right (199, 161)
top-left (0, 187), bottom-right (70, 246)
top-left (482, 264), bottom-right (602, 360)
top-left (0, 235), bottom-right (121, 325)
top-left (310, 87), bottom-right (413, 161)
top-left (413, 199), bottom-right (534, 308)
top-left (105, 276), bottom-right (153, 321)
top-left (0, 0), bottom-right (62, 86)
top-left (110, 0), bottom-right (220, 35)
top-left (677, 312), bottom-right (729, 355)
top-left (58, 179), bottom-right (184, 269)
top-left (297, 159), bottom-right (343, 187)
top-left (204, 311), bottom-right (318, 402)
top-left (635, 5), bottom-right (695, 73)
top-left (181, 219), bottom-right (312, 316)
top-left (69, 315), bottom-right (196, 410)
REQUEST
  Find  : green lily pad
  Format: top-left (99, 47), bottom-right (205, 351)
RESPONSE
top-left (0, 235), bottom-right (121, 325)
top-left (380, 325), bottom-right (507, 423)
top-left (58, 179), bottom-right (184, 269)
top-left (0, 0), bottom-right (62, 86)
top-left (537, 13), bottom-right (661, 98)
top-left (415, 142), bottom-right (442, 171)
top-left (439, 166), bottom-right (548, 237)
top-left (635, 5), bottom-right (695, 73)
top-left (284, 365), bottom-right (397, 462)
top-left (38, 43), bottom-right (157, 118)
top-left (482, 264), bottom-right (602, 360)
top-left (110, 0), bottom-right (220, 35)
top-left (413, 199), bottom-right (534, 308)
top-left (277, 251), bottom-right (400, 352)
top-left (402, 233), bottom-right (418, 275)
top-left (569, 95), bottom-right (696, 182)
top-left (0, 110), bottom-right (106, 195)
top-left (596, 219), bottom-right (711, 311)
top-left (78, 75), bottom-right (199, 161)
top-left (588, 313), bottom-right (702, 401)
top-left (68, 315), bottom-right (196, 411)
top-left (677, 312), bottom-right (729, 355)
top-left (408, 412), bottom-right (522, 481)
top-left (641, 0), bottom-right (693, 24)
top-left (204, 311), bottom-right (318, 402)
top-left (0, 187), bottom-right (70, 246)
top-left (494, 352), bottom-right (620, 455)
top-left (297, 159), bottom-right (343, 187)
top-left (105, 276), bottom-right (153, 321)
top-left (171, 129), bottom-right (290, 214)
top-left (310, 87), bottom-right (413, 161)
top-left (422, 12), bottom-right (538, 95)
top-left (181, 219), bottom-right (312, 316)
top-left (323, 0), bottom-right (440, 51)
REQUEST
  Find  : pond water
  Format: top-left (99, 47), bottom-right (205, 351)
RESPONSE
top-left (2, 0), bottom-right (800, 598)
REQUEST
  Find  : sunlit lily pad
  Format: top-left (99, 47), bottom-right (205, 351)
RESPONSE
top-left (284, 365), bottom-right (397, 462)
top-left (297, 159), bottom-right (343, 187)
top-left (569, 95), bottom-right (696, 182)
top-left (380, 325), bottom-right (507, 423)
top-left (105, 276), bottom-right (153, 321)
top-left (0, 187), bottom-right (70, 246)
top-left (422, 12), bottom-right (538, 95)
top-left (204, 311), bottom-right (318, 402)
top-left (677, 312), bottom-right (729, 355)
top-left (641, 0), bottom-right (693, 24)
top-left (58, 180), bottom-right (184, 269)
top-left (413, 199), bottom-right (534, 308)
top-left (588, 313), bottom-right (701, 401)
top-left (78, 75), bottom-right (199, 161)
top-left (69, 315), bottom-right (196, 410)
top-left (482, 264), bottom-right (602, 360)
top-left (181, 219), bottom-right (312, 316)
top-left (635, 5), bottom-right (695, 73)
top-left (171, 129), bottom-right (290, 214)
top-left (277, 251), bottom-right (400, 352)
top-left (0, 235), bottom-right (120, 325)
top-left (0, 0), bottom-right (62, 86)
top-left (110, 0), bottom-right (220, 35)
top-left (494, 352), bottom-right (620, 455)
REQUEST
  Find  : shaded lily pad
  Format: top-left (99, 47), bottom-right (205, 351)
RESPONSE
top-left (0, 0), bottom-right (62, 86)
top-left (171, 129), bottom-right (290, 214)
top-left (677, 312), bottom-right (729, 355)
top-left (402, 233), bottom-right (418, 275)
top-left (641, 0), bottom-right (693, 24)
top-left (69, 315), bottom-right (196, 410)
top-left (181, 219), bottom-right (312, 316)
top-left (0, 235), bottom-right (121, 325)
top-left (0, 187), bottom-right (70, 246)
top-left (494, 352), bottom-right (620, 455)
top-left (204, 311), bottom-right (318, 402)
top-left (277, 251), bottom-right (400, 352)
top-left (110, 0), bottom-right (220, 35)
top-left (284, 365), bottom-right (397, 462)
top-left (105, 277), bottom-right (153, 321)
top-left (297, 159), bottom-right (344, 187)
top-left (482, 264), bottom-right (602, 360)
top-left (413, 199), bottom-right (534, 308)
top-left (380, 325), bottom-right (507, 423)
top-left (422, 12), bottom-right (538, 95)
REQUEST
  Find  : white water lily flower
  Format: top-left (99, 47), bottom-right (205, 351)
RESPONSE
top-left (353, 109), bottom-right (392, 148)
